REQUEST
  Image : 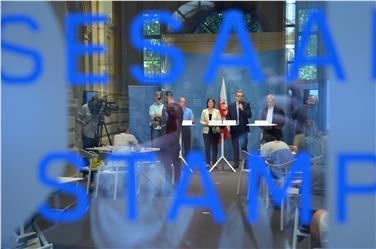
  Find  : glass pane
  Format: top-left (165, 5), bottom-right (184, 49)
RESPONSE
top-left (143, 60), bottom-right (161, 77)
top-left (286, 62), bottom-right (293, 76)
top-left (286, 46), bottom-right (295, 62)
top-left (298, 9), bottom-right (317, 32)
top-left (298, 65), bottom-right (317, 80)
top-left (102, 2), bottom-right (112, 21)
top-left (143, 13), bottom-right (160, 36)
top-left (285, 27), bottom-right (295, 61)
top-left (297, 34), bottom-right (317, 57)
top-left (143, 39), bottom-right (161, 61)
top-left (195, 12), bottom-right (263, 33)
top-left (285, 1), bottom-right (296, 25)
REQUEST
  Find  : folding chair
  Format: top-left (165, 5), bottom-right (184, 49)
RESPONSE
top-left (236, 150), bottom-right (252, 195)
top-left (267, 159), bottom-right (301, 231)
top-left (292, 206), bottom-right (311, 249)
top-left (78, 149), bottom-right (101, 193)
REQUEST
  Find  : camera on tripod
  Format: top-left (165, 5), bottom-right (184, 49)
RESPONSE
top-left (89, 96), bottom-right (119, 118)
top-left (87, 95), bottom-right (119, 146)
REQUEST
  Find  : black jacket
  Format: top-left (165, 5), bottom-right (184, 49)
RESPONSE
top-left (226, 101), bottom-right (252, 134)
top-left (292, 104), bottom-right (319, 134)
top-left (260, 105), bottom-right (285, 140)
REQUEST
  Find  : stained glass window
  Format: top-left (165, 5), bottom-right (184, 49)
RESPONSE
top-left (143, 14), bottom-right (161, 78)
top-left (195, 11), bottom-right (263, 34)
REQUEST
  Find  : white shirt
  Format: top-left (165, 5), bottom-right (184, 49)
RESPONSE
top-left (236, 102), bottom-right (240, 124)
top-left (266, 106), bottom-right (274, 124)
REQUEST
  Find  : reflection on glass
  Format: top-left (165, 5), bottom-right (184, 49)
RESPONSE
top-left (285, 27), bottom-right (295, 61)
top-left (298, 9), bottom-right (318, 32)
top-left (286, 46), bottom-right (295, 62)
top-left (299, 65), bottom-right (317, 80)
top-left (298, 34), bottom-right (318, 57)
top-left (285, 0), bottom-right (296, 25)
top-left (143, 14), bottom-right (161, 36)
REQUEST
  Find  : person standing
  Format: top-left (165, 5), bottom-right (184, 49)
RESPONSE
top-left (178, 97), bottom-right (195, 157)
top-left (292, 95), bottom-right (319, 147)
top-left (76, 95), bottom-right (100, 149)
top-left (226, 90), bottom-right (252, 169)
top-left (149, 91), bottom-right (164, 141)
top-left (160, 91), bottom-right (183, 188)
top-left (200, 98), bottom-right (221, 168)
top-left (260, 94), bottom-right (286, 141)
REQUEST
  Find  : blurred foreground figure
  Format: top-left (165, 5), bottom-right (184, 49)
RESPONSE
top-left (146, 91), bottom-right (183, 191)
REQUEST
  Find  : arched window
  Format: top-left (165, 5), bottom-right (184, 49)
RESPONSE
top-left (173, 1), bottom-right (268, 33)
top-left (194, 11), bottom-right (264, 33)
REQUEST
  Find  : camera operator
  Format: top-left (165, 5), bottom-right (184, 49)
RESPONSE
top-left (76, 95), bottom-right (100, 149)
top-left (149, 91), bottom-right (164, 140)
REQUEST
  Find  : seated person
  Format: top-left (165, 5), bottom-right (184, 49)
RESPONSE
top-left (113, 125), bottom-right (140, 151)
top-left (298, 119), bottom-right (325, 165)
top-left (261, 134), bottom-right (294, 178)
top-left (311, 209), bottom-right (328, 248)
top-left (297, 164), bottom-right (327, 241)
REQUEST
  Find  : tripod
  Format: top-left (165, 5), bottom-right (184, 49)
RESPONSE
top-left (96, 115), bottom-right (112, 146)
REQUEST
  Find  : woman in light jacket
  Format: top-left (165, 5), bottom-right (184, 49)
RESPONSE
top-left (200, 98), bottom-right (222, 168)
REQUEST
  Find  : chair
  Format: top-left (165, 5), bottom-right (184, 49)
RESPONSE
top-left (236, 150), bottom-right (252, 195)
top-left (78, 149), bottom-right (101, 193)
top-left (268, 159), bottom-right (300, 231)
top-left (239, 151), bottom-right (273, 210)
top-left (95, 159), bottom-right (127, 200)
top-left (15, 219), bottom-right (53, 249)
top-left (291, 154), bottom-right (324, 248)
top-left (291, 206), bottom-right (311, 249)
top-left (94, 157), bottom-right (149, 200)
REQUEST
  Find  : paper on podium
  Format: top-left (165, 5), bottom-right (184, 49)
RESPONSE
top-left (182, 120), bottom-right (193, 126)
top-left (208, 120), bottom-right (223, 126)
top-left (223, 120), bottom-right (237, 125)
top-left (255, 120), bottom-right (269, 125)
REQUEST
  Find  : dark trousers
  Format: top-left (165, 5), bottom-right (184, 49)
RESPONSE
top-left (203, 130), bottom-right (219, 165)
top-left (182, 127), bottom-right (191, 157)
top-left (82, 135), bottom-right (98, 149)
top-left (153, 132), bottom-right (181, 187)
top-left (151, 127), bottom-right (163, 147)
top-left (159, 146), bottom-right (181, 187)
top-left (231, 132), bottom-right (248, 168)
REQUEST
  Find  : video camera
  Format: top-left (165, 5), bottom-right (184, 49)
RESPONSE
top-left (89, 96), bottom-right (119, 117)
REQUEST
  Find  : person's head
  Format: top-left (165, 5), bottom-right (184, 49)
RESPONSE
top-left (263, 133), bottom-right (277, 143)
top-left (307, 95), bottom-right (317, 105)
top-left (207, 98), bottom-right (215, 109)
top-left (155, 91), bottom-right (162, 104)
top-left (117, 124), bottom-right (129, 134)
top-left (303, 119), bottom-right (320, 137)
top-left (266, 94), bottom-right (275, 108)
top-left (166, 91), bottom-right (175, 103)
top-left (234, 90), bottom-right (244, 102)
top-left (179, 97), bottom-right (186, 109)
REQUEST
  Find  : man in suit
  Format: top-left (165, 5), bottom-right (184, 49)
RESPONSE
top-left (226, 90), bottom-right (252, 169)
top-left (260, 94), bottom-right (286, 141)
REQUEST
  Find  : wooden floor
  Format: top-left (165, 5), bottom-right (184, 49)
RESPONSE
top-left (36, 162), bottom-right (310, 249)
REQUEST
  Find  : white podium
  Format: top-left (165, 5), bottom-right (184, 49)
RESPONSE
top-left (247, 120), bottom-right (277, 127)
top-left (209, 120), bottom-right (238, 172)
top-left (180, 120), bottom-right (194, 171)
